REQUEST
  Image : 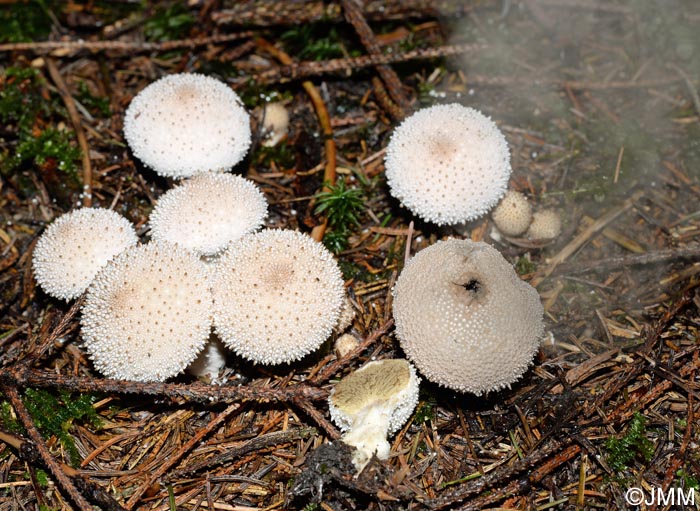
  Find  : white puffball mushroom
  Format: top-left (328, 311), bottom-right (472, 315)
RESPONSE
top-left (335, 333), bottom-right (360, 358)
top-left (124, 73), bottom-right (251, 178)
top-left (384, 104), bottom-right (511, 225)
top-left (392, 239), bottom-right (544, 395)
top-left (491, 190), bottom-right (532, 236)
top-left (81, 242), bottom-right (213, 382)
top-left (149, 173), bottom-right (268, 256)
top-left (329, 359), bottom-right (420, 472)
top-left (261, 102), bottom-right (289, 147)
top-left (527, 209), bottom-right (562, 240)
top-left (212, 229), bottom-right (345, 365)
top-left (32, 208), bottom-right (138, 301)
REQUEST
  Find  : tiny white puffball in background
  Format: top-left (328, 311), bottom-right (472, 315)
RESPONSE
top-left (81, 241), bottom-right (212, 382)
top-left (124, 73), bottom-right (251, 178)
top-left (32, 208), bottom-right (138, 301)
top-left (384, 104), bottom-right (511, 225)
top-left (491, 190), bottom-right (532, 237)
top-left (149, 173), bottom-right (268, 256)
top-left (329, 359), bottom-right (420, 472)
top-left (333, 296), bottom-right (356, 334)
top-left (335, 333), bottom-right (360, 358)
top-left (261, 102), bottom-right (289, 147)
top-left (212, 229), bottom-right (345, 365)
top-left (527, 209), bottom-right (562, 240)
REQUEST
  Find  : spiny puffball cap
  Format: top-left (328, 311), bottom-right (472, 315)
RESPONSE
top-left (491, 190), bottom-right (532, 236)
top-left (384, 104), bottom-right (511, 225)
top-left (124, 73), bottom-right (251, 178)
top-left (392, 239), bottom-right (544, 395)
top-left (81, 241), bottom-right (213, 382)
top-left (212, 229), bottom-right (345, 365)
top-left (149, 172), bottom-right (268, 256)
top-left (527, 209), bottom-right (562, 240)
top-left (329, 359), bottom-right (420, 435)
top-left (32, 208), bottom-right (138, 301)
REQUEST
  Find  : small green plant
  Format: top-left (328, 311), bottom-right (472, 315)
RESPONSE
top-left (605, 412), bottom-right (655, 472)
top-left (314, 179), bottom-right (364, 253)
top-left (677, 468), bottom-right (699, 490)
top-left (0, 400), bottom-right (23, 434)
top-left (515, 254), bottom-right (536, 275)
top-left (23, 388), bottom-right (102, 467)
top-left (254, 142), bottom-right (295, 169)
top-left (143, 4), bottom-right (194, 42)
top-left (281, 25), bottom-right (346, 61)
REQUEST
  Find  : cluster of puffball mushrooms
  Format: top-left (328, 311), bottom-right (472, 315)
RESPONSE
top-left (32, 73), bottom-right (546, 472)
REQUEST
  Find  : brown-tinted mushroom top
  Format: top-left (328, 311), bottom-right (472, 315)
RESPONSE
top-left (212, 229), bottom-right (344, 365)
top-left (123, 73), bottom-right (250, 178)
top-left (491, 190), bottom-right (532, 237)
top-left (81, 241), bottom-right (212, 382)
top-left (392, 239), bottom-right (544, 394)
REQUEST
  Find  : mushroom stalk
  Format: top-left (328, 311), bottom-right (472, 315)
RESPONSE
top-left (341, 403), bottom-right (393, 471)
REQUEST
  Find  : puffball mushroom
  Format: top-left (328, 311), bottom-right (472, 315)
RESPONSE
top-left (329, 359), bottom-right (419, 472)
top-left (124, 73), bottom-right (251, 178)
top-left (81, 241), bottom-right (212, 382)
top-left (261, 102), bottom-right (289, 147)
top-left (392, 239), bottom-right (544, 395)
top-left (212, 229), bottom-right (345, 365)
top-left (384, 104), bottom-right (511, 225)
top-left (491, 190), bottom-right (532, 236)
top-left (149, 172), bottom-right (268, 256)
top-left (32, 208), bottom-right (138, 301)
top-left (527, 209), bottom-right (562, 240)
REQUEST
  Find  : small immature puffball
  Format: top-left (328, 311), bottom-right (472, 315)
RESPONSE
top-left (124, 73), bottom-right (251, 178)
top-left (261, 102), bottom-right (289, 147)
top-left (527, 209), bottom-right (562, 240)
top-left (384, 104), bottom-right (511, 225)
top-left (335, 333), bottom-right (360, 358)
top-left (81, 242), bottom-right (212, 382)
top-left (392, 239), bottom-right (544, 395)
top-left (212, 230), bottom-right (345, 365)
top-left (149, 173), bottom-right (268, 256)
top-left (329, 359), bottom-right (420, 472)
top-left (32, 208), bottom-right (138, 301)
top-left (491, 190), bottom-right (532, 236)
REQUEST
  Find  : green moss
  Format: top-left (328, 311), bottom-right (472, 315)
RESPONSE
top-left (143, 4), bottom-right (194, 42)
top-left (77, 81), bottom-right (111, 118)
top-left (515, 254), bottom-right (536, 275)
top-left (0, 0), bottom-right (54, 43)
top-left (0, 400), bottom-right (23, 434)
top-left (281, 25), bottom-right (348, 61)
top-left (605, 412), bottom-right (655, 472)
top-left (23, 388), bottom-right (102, 467)
top-left (253, 141), bottom-right (295, 170)
top-left (677, 469), bottom-right (699, 490)
top-left (315, 178), bottom-right (364, 254)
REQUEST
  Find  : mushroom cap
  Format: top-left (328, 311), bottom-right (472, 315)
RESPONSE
top-left (329, 359), bottom-right (420, 435)
top-left (32, 208), bottom-right (138, 301)
top-left (212, 229), bottom-right (345, 365)
top-left (491, 190), bottom-right (532, 236)
top-left (123, 73), bottom-right (251, 178)
top-left (81, 241), bottom-right (213, 382)
top-left (334, 333), bottom-right (360, 358)
top-left (384, 104), bottom-right (511, 225)
top-left (527, 209), bottom-right (562, 240)
top-left (392, 239), bottom-right (544, 394)
top-left (149, 173), bottom-right (268, 256)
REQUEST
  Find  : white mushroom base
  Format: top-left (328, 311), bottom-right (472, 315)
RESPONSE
top-left (341, 404), bottom-right (393, 472)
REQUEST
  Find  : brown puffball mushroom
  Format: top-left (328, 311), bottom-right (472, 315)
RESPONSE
top-left (335, 333), bottom-right (360, 358)
top-left (527, 209), bottom-right (562, 240)
top-left (123, 73), bottom-right (251, 178)
top-left (81, 242), bottom-right (212, 382)
top-left (329, 359), bottom-right (420, 472)
top-left (32, 208), bottom-right (138, 301)
top-left (149, 173), bottom-right (268, 256)
top-left (491, 190), bottom-right (532, 236)
top-left (384, 104), bottom-right (510, 225)
top-left (392, 239), bottom-right (544, 395)
top-left (212, 230), bottom-right (345, 365)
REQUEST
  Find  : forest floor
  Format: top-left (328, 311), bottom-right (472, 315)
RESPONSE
top-left (0, 1), bottom-right (699, 510)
